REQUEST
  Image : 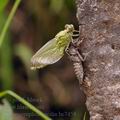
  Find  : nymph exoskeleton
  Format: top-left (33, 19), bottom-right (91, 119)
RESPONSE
top-left (66, 40), bottom-right (85, 85)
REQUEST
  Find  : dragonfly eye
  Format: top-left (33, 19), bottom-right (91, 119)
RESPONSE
top-left (65, 24), bottom-right (74, 32)
top-left (65, 24), bottom-right (69, 29)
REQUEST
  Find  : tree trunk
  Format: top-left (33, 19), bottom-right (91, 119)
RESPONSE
top-left (76, 0), bottom-right (120, 119)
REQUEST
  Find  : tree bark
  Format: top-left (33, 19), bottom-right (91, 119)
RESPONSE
top-left (76, 0), bottom-right (120, 120)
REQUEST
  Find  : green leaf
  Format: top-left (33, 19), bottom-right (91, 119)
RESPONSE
top-left (1, 30), bottom-right (13, 90)
top-left (0, 12), bottom-right (6, 33)
top-left (0, 99), bottom-right (13, 120)
top-left (0, 0), bottom-right (9, 12)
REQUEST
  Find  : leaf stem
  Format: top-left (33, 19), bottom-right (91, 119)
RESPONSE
top-left (0, 0), bottom-right (21, 47)
top-left (83, 112), bottom-right (86, 120)
top-left (0, 90), bottom-right (52, 120)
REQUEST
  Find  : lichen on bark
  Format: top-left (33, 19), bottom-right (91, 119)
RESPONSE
top-left (76, 0), bottom-right (120, 119)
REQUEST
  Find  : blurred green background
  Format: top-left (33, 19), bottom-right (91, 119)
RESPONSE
top-left (0, 0), bottom-right (89, 120)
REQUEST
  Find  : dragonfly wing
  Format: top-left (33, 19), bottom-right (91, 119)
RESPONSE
top-left (31, 38), bottom-right (64, 69)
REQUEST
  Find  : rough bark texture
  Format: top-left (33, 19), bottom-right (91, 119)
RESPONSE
top-left (76, 0), bottom-right (120, 120)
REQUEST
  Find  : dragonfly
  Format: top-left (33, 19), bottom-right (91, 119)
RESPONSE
top-left (31, 24), bottom-right (79, 70)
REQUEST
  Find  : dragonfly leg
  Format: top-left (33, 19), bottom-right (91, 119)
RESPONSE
top-left (81, 50), bottom-right (92, 61)
top-left (73, 34), bottom-right (79, 36)
top-left (73, 30), bottom-right (79, 33)
top-left (72, 37), bottom-right (84, 47)
top-left (65, 44), bottom-right (71, 56)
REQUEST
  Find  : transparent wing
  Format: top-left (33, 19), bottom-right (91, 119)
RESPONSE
top-left (31, 38), bottom-right (64, 69)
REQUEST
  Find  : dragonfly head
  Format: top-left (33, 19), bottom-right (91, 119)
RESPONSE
top-left (65, 24), bottom-right (74, 32)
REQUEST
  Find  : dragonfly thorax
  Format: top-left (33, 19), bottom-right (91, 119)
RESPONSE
top-left (56, 31), bottom-right (72, 49)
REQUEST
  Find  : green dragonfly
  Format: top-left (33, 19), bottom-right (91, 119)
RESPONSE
top-left (31, 24), bottom-right (79, 70)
